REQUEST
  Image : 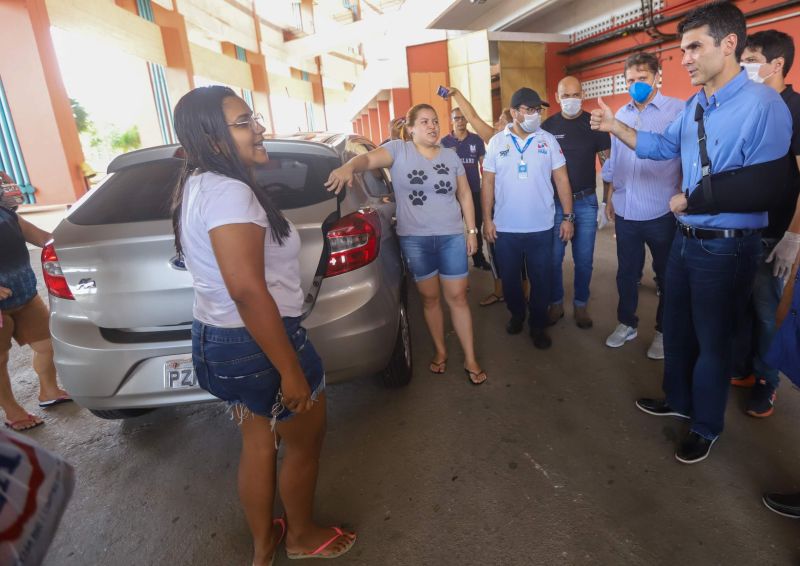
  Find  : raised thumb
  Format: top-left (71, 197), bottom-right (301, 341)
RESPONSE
top-left (598, 97), bottom-right (609, 111)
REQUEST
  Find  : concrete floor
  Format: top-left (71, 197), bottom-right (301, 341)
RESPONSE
top-left (8, 229), bottom-right (800, 566)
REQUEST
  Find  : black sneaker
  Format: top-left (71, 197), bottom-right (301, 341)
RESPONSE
top-left (763, 492), bottom-right (800, 518)
top-left (675, 431), bottom-right (717, 464)
top-left (530, 328), bottom-right (552, 350)
top-left (506, 316), bottom-right (524, 335)
top-left (635, 398), bottom-right (690, 419)
top-left (746, 379), bottom-right (776, 418)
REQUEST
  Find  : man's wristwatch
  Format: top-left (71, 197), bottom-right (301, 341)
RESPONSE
top-left (466, 228), bottom-right (479, 234)
top-left (563, 213), bottom-right (576, 223)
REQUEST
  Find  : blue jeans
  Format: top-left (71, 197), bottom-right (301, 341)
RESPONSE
top-left (751, 241), bottom-right (783, 388)
top-left (398, 234), bottom-right (469, 282)
top-left (551, 194), bottom-right (598, 307)
top-left (662, 231), bottom-right (761, 439)
top-left (614, 213), bottom-right (674, 331)
top-left (494, 230), bottom-right (553, 330)
top-left (192, 317), bottom-right (325, 420)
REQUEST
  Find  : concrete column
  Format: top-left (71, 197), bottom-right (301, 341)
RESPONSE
top-left (0, 0), bottom-right (85, 204)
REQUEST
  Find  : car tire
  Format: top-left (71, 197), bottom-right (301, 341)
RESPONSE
top-left (89, 408), bottom-right (155, 420)
top-left (381, 287), bottom-right (412, 388)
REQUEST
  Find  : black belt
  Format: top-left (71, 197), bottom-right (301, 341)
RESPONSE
top-left (677, 222), bottom-right (761, 240)
top-left (572, 188), bottom-right (596, 200)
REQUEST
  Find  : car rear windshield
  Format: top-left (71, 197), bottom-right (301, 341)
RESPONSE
top-left (68, 153), bottom-right (341, 225)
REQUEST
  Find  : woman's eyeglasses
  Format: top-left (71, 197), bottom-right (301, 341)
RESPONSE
top-left (227, 113), bottom-right (265, 131)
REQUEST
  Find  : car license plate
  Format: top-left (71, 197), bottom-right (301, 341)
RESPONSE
top-left (163, 358), bottom-right (197, 389)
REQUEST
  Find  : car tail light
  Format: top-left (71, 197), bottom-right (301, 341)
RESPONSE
top-left (325, 210), bottom-right (381, 277)
top-left (41, 242), bottom-right (74, 300)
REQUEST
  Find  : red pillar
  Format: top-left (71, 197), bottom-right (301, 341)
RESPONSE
top-left (377, 100), bottom-right (390, 144)
top-left (368, 107), bottom-right (380, 145)
top-left (360, 114), bottom-right (370, 142)
top-left (353, 120), bottom-right (362, 135)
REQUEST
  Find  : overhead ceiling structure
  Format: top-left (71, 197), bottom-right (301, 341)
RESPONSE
top-left (429, 0), bottom-right (641, 36)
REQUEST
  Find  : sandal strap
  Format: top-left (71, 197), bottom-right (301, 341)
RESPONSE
top-left (309, 527), bottom-right (345, 556)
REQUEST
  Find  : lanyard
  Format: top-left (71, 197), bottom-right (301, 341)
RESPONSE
top-left (511, 135), bottom-right (534, 161)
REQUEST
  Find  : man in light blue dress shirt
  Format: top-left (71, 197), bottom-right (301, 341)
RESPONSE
top-left (602, 52), bottom-right (684, 360)
top-left (591, 1), bottom-right (792, 464)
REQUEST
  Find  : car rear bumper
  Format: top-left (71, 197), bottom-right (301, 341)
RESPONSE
top-left (49, 264), bottom-right (400, 410)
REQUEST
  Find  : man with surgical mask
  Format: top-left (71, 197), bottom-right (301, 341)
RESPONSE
top-left (482, 87), bottom-right (574, 349)
top-left (600, 52), bottom-right (683, 360)
top-left (730, 30), bottom-right (800, 418)
top-left (542, 76), bottom-right (611, 330)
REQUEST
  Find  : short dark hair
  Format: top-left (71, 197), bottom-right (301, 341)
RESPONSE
top-left (678, 1), bottom-right (747, 60)
top-left (624, 52), bottom-right (660, 75)
top-left (746, 30), bottom-right (795, 77)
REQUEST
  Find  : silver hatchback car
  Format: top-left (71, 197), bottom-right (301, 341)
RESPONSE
top-left (43, 134), bottom-right (412, 419)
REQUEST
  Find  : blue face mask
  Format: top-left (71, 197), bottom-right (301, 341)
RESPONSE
top-left (629, 81), bottom-right (655, 104)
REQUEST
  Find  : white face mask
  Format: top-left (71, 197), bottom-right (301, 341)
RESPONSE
top-left (520, 113), bottom-right (541, 133)
top-left (742, 62), bottom-right (774, 84)
top-left (560, 97), bottom-right (582, 117)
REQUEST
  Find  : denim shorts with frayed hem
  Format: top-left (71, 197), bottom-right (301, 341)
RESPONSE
top-left (398, 233), bottom-right (469, 282)
top-left (192, 316), bottom-right (325, 422)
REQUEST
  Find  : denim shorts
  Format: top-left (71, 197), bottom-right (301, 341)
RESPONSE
top-left (398, 233), bottom-right (468, 282)
top-left (191, 316), bottom-right (325, 422)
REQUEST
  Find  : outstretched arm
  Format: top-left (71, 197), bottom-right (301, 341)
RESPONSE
top-left (446, 87), bottom-right (496, 143)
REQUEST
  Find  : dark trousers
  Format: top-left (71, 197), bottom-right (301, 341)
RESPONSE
top-left (732, 239), bottom-right (783, 387)
top-left (494, 230), bottom-right (553, 330)
top-left (662, 231), bottom-right (761, 439)
top-left (614, 213), bottom-right (674, 332)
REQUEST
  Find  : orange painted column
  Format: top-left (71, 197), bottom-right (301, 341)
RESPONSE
top-left (154, 4), bottom-right (195, 112)
top-left (361, 114), bottom-right (371, 143)
top-left (368, 107), bottom-right (380, 145)
top-left (391, 88), bottom-right (411, 119)
top-left (377, 100), bottom-right (390, 144)
top-left (353, 120), bottom-right (363, 136)
top-left (0, 0), bottom-right (85, 204)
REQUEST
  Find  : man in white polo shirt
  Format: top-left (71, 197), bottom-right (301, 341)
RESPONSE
top-left (482, 87), bottom-right (575, 349)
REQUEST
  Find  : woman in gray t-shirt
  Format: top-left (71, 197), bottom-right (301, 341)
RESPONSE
top-left (326, 104), bottom-right (487, 385)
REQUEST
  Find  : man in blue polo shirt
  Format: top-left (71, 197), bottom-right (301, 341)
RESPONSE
top-left (591, 1), bottom-right (791, 464)
top-left (483, 87), bottom-right (575, 349)
top-left (441, 107), bottom-right (488, 269)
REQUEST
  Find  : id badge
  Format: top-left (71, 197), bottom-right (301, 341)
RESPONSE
top-left (517, 161), bottom-right (528, 180)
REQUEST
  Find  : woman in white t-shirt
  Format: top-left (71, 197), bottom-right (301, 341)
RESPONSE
top-left (171, 86), bottom-right (355, 564)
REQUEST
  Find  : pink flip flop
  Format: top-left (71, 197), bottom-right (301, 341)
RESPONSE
top-left (285, 527), bottom-right (357, 560)
top-left (5, 413), bottom-right (44, 432)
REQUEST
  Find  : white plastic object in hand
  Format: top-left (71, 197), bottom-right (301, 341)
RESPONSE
top-left (597, 202), bottom-right (609, 230)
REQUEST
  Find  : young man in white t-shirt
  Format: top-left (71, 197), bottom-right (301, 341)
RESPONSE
top-left (482, 87), bottom-right (575, 349)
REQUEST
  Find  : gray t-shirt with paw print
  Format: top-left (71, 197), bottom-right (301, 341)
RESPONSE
top-left (384, 140), bottom-right (466, 236)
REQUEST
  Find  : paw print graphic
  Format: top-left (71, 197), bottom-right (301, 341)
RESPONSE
top-left (407, 170), bottom-right (428, 184)
top-left (434, 180), bottom-right (453, 195)
top-left (409, 190), bottom-right (427, 206)
top-left (433, 163), bottom-right (450, 175)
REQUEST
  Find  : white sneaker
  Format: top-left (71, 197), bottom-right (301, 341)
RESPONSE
top-left (606, 324), bottom-right (637, 348)
top-left (647, 331), bottom-right (664, 360)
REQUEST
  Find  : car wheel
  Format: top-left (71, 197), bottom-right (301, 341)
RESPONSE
top-left (89, 408), bottom-right (155, 420)
top-left (381, 288), bottom-right (412, 388)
